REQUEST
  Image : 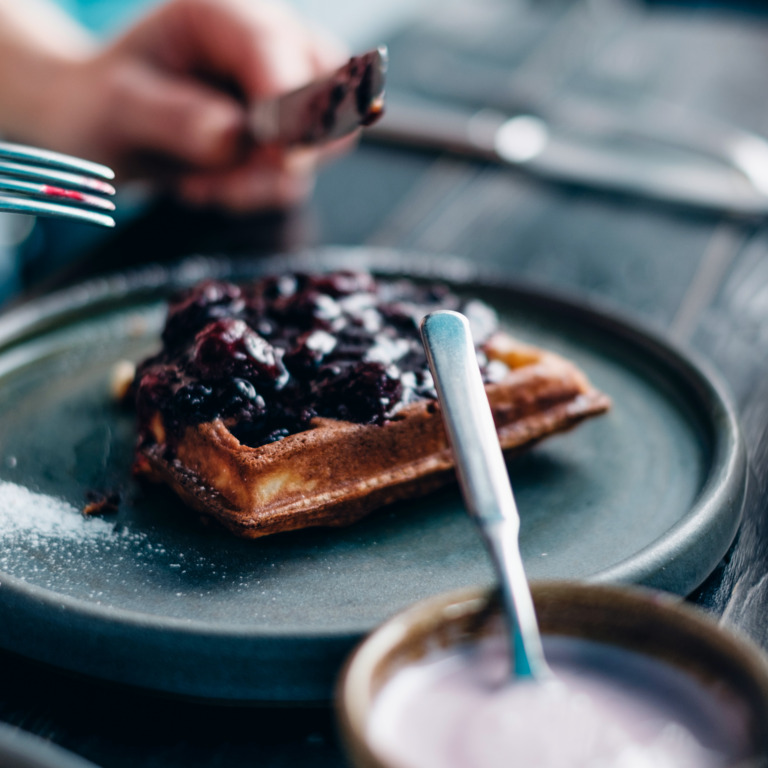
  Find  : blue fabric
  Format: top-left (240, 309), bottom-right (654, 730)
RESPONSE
top-left (51, 0), bottom-right (161, 36)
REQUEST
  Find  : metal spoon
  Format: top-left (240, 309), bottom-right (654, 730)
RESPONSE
top-left (420, 309), bottom-right (550, 680)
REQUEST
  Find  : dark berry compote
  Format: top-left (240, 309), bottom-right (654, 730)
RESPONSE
top-left (132, 271), bottom-right (501, 449)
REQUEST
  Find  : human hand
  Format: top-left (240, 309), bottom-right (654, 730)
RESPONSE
top-left (4, 0), bottom-right (350, 211)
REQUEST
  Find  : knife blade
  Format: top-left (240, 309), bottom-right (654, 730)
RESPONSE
top-left (366, 98), bottom-right (768, 216)
top-left (249, 46), bottom-right (387, 147)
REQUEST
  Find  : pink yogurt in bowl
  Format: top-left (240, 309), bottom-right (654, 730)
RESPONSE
top-left (337, 583), bottom-right (768, 768)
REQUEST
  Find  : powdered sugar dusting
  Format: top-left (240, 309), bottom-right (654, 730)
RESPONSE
top-left (0, 480), bottom-right (150, 596)
top-left (0, 480), bottom-right (261, 614)
top-left (0, 481), bottom-right (114, 541)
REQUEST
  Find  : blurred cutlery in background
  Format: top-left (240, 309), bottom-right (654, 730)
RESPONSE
top-left (0, 140), bottom-right (115, 227)
top-left (366, 97), bottom-right (768, 216)
top-left (250, 46), bottom-right (388, 147)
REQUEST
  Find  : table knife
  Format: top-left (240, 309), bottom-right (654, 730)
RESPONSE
top-left (250, 46), bottom-right (387, 147)
top-left (366, 98), bottom-right (768, 216)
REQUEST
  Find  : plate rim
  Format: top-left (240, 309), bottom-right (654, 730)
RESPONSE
top-left (0, 246), bottom-right (747, 699)
top-left (0, 723), bottom-right (98, 768)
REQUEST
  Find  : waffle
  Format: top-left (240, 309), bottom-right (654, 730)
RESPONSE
top-left (133, 330), bottom-right (609, 538)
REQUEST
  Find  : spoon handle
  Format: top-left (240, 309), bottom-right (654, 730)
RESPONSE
top-left (420, 310), bottom-right (549, 680)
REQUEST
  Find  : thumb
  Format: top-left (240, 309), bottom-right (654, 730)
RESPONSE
top-left (110, 61), bottom-right (246, 169)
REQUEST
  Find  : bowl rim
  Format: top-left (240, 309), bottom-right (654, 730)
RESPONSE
top-left (336, 581), bottom-right (768, 768)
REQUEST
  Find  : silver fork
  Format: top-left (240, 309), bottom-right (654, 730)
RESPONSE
top-left (0, 141), bottom-right (115, 228)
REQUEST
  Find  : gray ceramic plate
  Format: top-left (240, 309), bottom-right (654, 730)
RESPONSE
top-left (0, 248), bottom-right (746, 702)
top-left (0, 724), bottom-right (97, 768)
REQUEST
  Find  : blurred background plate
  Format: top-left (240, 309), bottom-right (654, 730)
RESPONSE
top-left (0, 724), bottom-right (99, 768)
top-left (0, 247), bottom-right (745, 702)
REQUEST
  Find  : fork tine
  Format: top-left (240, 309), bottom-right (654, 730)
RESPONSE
top-left (0, 177), bottom-right (116, 211)
top-left (0, 196), bottom-right (115, 227)
top-left (0, 140), bottom-right (114, 180)
top-left (0, 159), bottom-right (116, 195)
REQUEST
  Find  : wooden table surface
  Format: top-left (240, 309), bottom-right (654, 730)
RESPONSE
top-left (2, 1), bottom-right (768, 765)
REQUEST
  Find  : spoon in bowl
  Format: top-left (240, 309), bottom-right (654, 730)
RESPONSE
top-left (420, 309), bottom-right (550, 680)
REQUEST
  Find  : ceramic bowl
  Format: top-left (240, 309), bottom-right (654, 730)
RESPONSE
top-left (337, 582), bottom-right (768, 768)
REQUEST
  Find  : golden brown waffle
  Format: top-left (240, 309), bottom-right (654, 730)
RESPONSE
top-left (134, 332), bottom-right (609, 538)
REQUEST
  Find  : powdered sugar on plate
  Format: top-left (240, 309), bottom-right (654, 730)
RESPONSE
top-left (0, 480), bottom-right (114, 542)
